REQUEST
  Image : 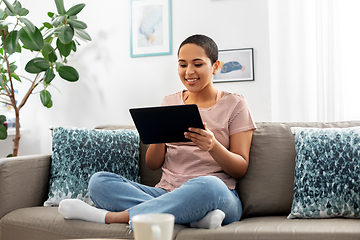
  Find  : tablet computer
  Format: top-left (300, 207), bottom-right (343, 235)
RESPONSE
top-left (129, 104), bottom-right (204, 144)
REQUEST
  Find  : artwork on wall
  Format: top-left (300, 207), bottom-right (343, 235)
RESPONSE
top-left (213, 48), bottom-right (254, 83)
top-left (130, 0), bottom-right (172, 57)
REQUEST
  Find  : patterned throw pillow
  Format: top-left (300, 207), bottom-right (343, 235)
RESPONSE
top-left (44, 126), bottom-right (140, 206)
top-left (288, 127), bottom-right (360, 218)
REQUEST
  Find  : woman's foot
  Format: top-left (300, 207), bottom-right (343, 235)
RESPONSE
top-left (190, 209), bottom-right (225, 229)
top-left (58, 199), bottom-right (108, 223)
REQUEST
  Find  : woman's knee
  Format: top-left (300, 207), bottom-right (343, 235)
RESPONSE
top-left (189, 176), bottom-right (242, 224)
top-left (188, 176), bottom-right (226, 188)
top-left (89, 172), bottom-right (108, 190)
top-left (88, 171), bottom-right (120, 197)
top-left (186, 176), bottom-right (228, 197)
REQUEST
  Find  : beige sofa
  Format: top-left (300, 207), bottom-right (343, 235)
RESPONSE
top-left (1, 121), bottom-right (360, 240)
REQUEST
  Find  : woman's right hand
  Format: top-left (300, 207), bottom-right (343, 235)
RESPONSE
top-left (145, 143), bottom-right (166, 171)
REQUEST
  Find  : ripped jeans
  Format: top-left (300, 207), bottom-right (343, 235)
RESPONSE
top-left (88, 172), bottom-right (242, 226)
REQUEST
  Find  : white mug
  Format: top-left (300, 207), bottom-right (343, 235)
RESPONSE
top-left (132, 213), bottom-right (175, 240)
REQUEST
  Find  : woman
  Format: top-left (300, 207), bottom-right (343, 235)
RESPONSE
top-left (59, 34), bottom-right (256, 229)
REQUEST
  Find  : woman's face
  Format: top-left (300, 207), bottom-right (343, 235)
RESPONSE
top-left (178, 43), bottom-right (218, 93)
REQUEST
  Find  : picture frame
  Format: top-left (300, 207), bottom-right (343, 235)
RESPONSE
top-left (213, 48), bottom-right (254, 83)
top-left (130, 0), bottom-right (172, 58)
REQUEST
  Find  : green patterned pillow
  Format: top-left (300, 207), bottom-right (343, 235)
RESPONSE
top-left (288, 127), bottom-right (360, 218)
top-left (44, 126), bottom-right (140, 206)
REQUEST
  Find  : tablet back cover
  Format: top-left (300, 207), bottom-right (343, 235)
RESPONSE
top-left (130, 104), bottom-right (204, 144)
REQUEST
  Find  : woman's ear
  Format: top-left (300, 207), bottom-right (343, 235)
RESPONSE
top-left (212, 60), bottom-right (222, 75)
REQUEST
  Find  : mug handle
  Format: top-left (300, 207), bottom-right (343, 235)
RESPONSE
top-left (151, 225), bottom-right (161, 240)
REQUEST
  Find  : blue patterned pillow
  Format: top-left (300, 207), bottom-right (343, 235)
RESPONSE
top-left (288, 127), bottom-right (360, 218)
top-left (44, 126), bottom-right (140, 206)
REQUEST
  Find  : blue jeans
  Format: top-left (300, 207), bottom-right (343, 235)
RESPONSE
top-left (88, 172), bottom-right (242, 226)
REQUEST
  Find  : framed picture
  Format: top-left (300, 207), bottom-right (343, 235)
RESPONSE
top-left (213, 48), bottom-right (254, 83)
top-left (130, 0), bottom-right (172, 57)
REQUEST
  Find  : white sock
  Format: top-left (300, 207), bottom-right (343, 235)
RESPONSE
top-left (58, 199), bottom-right (108, 224)
top-left (190, 209), bottom-right (225, 229)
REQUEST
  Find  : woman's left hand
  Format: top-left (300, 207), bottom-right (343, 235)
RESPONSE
top-left (184, 123), bottom-right (217, 151)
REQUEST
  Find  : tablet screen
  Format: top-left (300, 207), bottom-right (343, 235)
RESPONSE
top-left (129, 104), bottom-right (204, 144)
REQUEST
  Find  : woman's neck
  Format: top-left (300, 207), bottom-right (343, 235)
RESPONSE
top-left (184, 86), bottom-right (219, 108)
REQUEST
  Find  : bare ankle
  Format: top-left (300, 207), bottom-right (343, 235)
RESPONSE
top-left (105, 210), bottom-right (129, 224)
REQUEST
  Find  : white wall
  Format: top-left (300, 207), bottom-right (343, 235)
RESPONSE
top-left (1, 0), bottom-right (271, 157)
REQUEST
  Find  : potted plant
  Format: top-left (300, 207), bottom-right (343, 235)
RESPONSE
top-left (0, 0), bottom-right (91, 157)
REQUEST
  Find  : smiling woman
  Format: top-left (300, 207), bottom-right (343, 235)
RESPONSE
top-left (58, 34), bottom-right (256, 230)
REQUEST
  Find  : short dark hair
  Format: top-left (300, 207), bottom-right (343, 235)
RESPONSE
top-left (178, 34), bottom-right (218, 64)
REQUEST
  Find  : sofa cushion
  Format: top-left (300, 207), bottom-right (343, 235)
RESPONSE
top-left (288, 126), bottom-right (360, 218)
top-left (44, 126), bottom-right (140, 206)
top-left (175, 216), bottom-right (360, 240)
top-left (95, 124), bottom-right (162, 187)
top-left (238, 120), bottom-right (360, 218)
top-left (0, 207), bottom-right (186, 240)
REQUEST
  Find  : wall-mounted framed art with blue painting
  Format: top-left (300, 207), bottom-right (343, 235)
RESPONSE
top-left (213, 48), bottom-right (254, 83)
top-left (130, 0), bottom-right (172, 58)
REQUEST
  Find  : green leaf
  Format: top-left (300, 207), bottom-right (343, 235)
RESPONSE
top-left (4, 30), bottom-right (19, 55)
top-left (40, 89), bottom-right (52, 108)
top-left (0, 115), bottom-right (6, 124)
top-left (34, 59), bottom-right (50, 71)
top-left (1, 77), bottom-right (9, 87)
top-left (18, 27), bottom-right (44, 51)
top-left (0, 20), bottom-right (14, 29)
top-left (42, 42), bottom-right (57, 62)
top-left (0, 115), bottom-right (7, 140)
top-left (55, 0), bottom-right (66, 15)
top-left (74, 29), bottom-right (91, 42)
top-left (43, 22), bottom-right (53, 29)
top-left (2, 0), bottom-right (15, 15)
top-left (69, 15), bottom-right (78, 21)
top-left (21, 45), bottom-right (30, 50)
top-left (44, 68), bottom-right (56, 84)
top-left (67, 19), bottom-right (87, 29)
top-left (0, 124), bottom-right (7, 140)
top-left (51, 15), bottom-right (64, 27)
top-left (9, 63), bottom-right (17, 72)
top-left (48, 12), bottom-right (55, 18)
top-left (13, 1), bottom-right (22, 15)
top-left (15, 43), bottom-right (22, 53)
top-left (43, 28), bottom-right (56, 41)
top-left (56, 38), bottom-right (72, 57)
top-left (13, 2), bottom-right (29, 16)
top-left (55, 25), bottom-right (74, 44)
top-left (4, 8), bottom-right (15, 17)
top-left (25, 57), bottom-right (48, 73)
top-left (44, 36), bottom-right (54, 44)
top-left (71, 40), bottom-right (77, 52)
top-left (19, 17), bottom-right (35, 32)
top-left (11, 72), bottom-right (21, 81)
top-left (0, 9), bottom-right (5, 19)
top-left (18, 8), bottom-right (29, 16)
top-left (57, 65), bottom-right (78, 82)
top-left (46, 100), bottom-right (53, 108)
top-left (65, 3), bottom-right (85, 16)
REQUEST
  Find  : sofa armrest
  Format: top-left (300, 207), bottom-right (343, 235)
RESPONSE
top-left (0, 154), bottom-right (51, 219)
